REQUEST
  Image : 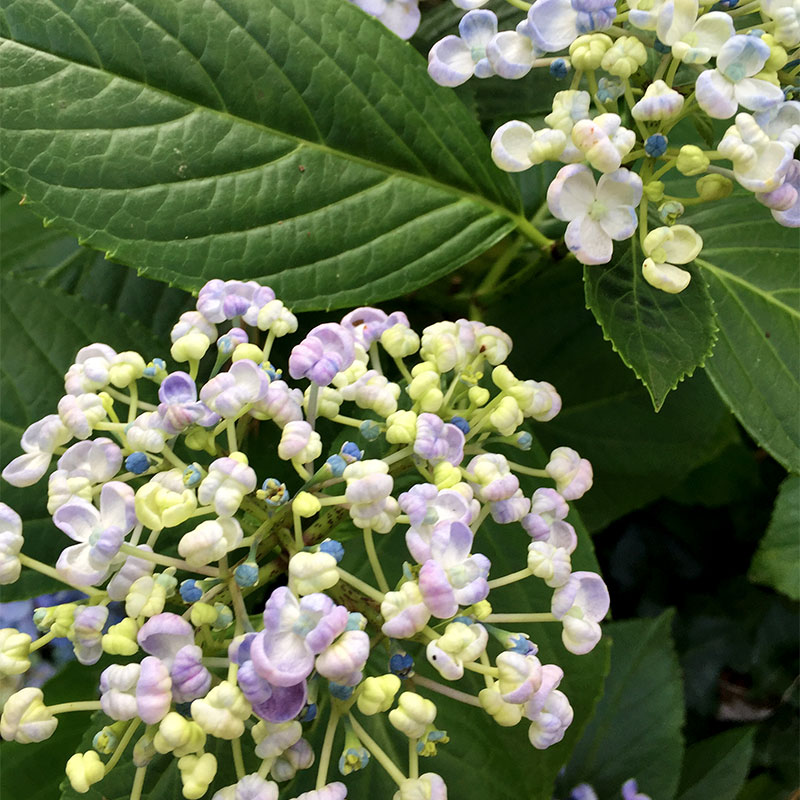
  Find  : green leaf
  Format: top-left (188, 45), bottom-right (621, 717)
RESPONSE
top-left (1, 191), bottom-right (191, 339)
top-left (560, 612), bottom-right (685, 800)
top-left (0, 277), bottom-right (164, 600)
top-left (693, 195), bottom-right (800, 471)
top-left (676, 727), bottom-right (756, 800)
top-left (0, 0), bottom-right (524, 311)
top-left (487, 261), bottom-right (733, 531)
top-left (749, 474), bottom-right (800, 601)
top-left (584, 235), bottom-right (718, 410)
top-left (0, 662), bottom-right (103, 800)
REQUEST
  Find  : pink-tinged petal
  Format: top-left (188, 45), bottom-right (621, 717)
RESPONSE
top-left (138, 613), bottom-right (195, 667)
top-left (53, 499), bottom-right (100, 543)
top-left (565, 217), bottom-right (613, 265)
top-left (419, 560), bottom-right (458, 618)
top-left (136, 656), bottom-right (172, 724)
top-left (547, 164), bottom-right (596, 221)
top-left (695, 70), bottom-right (737, 119)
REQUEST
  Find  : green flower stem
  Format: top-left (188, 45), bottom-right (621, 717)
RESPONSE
top-left (29, 629), bottom-right (57, 653)
top-left (48, 700), bottom-right (103, 715)
top-left (226, 420), bottom-right (238, 454)
top-left (160, 445), bottom-right (188, 471)
top-left (257, 757), bottom-right (275, 780)
top-left (337, 568), bottom-right (385, 603)
top-left (331, 414), bottom-right (366, 429)
top-left (515, 215), bottom-right (555, 250)
top-left (383, 445), bottom-right (414, 467)
top-left (570, 69), bottom-right (584, 90)
top-left (412, 674), bottom-right (482, 708)
top-left (292, 459), bottom-right (312, 482)
top-left (363, 527), bottom-right (390, 593)
top-left (487, 567), bottom-right (533, 590)
top-left (505, 460), bottom-right (549, 478)
top-left (230, 577), bottom-right (253, 633)
top-left (483, 612), bottom-right (558, 623)
top-left (369, 342), bottom-right (384, 375)
top-left (393, 356), bottom-right (413, 384)
top-left (665, 56), bottom-right (681, 88)
top-left (232, 736), bottom-right (246, 781)
top-left (306, 382), bottom-right (320, 433)
top-left (103, 386), bottom-right (156, 411)
top-left (662, 194), bottom-right (708, 206)
top-left (470, 503), bottom-right (492, 534)
top-left (130, 766), bottom-right (147, 800)
top-left (623, 80), bottom-right (650, 140)
top-left (409, 737), bottom-right (419, 780)
top-left (474, 235), bottom-right (524, 303)
top-left (104, 719), bottom-right (141, 775)
top-left (348, 714), bottom-right (408, 787)
top-left (118, 542), bottom-right (219, 577)
top-left (262, 330), bottom-right (277, 364)
top-left (652, 157), bottom-right (678, 181)
top-left (17, 553), bottom-right (105, 597)
top-left (464, 391), bottom-right (507, 441)
top-left (504, 0), bottom-right (531, 10)
top-left (317, 494), bottom-right (348, 506)
top-left (316, 705), bottom-right (341, 790)
top-left (586, 70), bottom-right (608, 112)
top-left (293, 508), bottom-right (305, 551)
top-left (475, 651), bottom-right (496, 689)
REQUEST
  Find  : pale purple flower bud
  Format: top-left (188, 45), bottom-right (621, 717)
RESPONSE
top-left (392, 774), bottom-right (445, 800)
top-left (197, 279), bottom-right (275, 325)
top-left (495, 651), bottom-right (544, 705)
top-left (137, 656), bottom-right (172, 724)
top-left (170, 311), bottom-right (217, 362)
top-left (198, 455), bottom-right (256, 517)
top-left (340, 307), bottom-right (410, 349)
top-left (72, 605), bottom-right (109, 665)
top-left (344, 460), bottom-right (399, 532)
top-left (2, 415), bottom-right (72, 487)
top-left (427, 10), bottom-right (498, 87)
top-left (510, 380), bottom-right (562, 421)
top-left (201, 360), bottom-right (269, 418)
top-left (126, 411), bottom-right (171, 454)
top-left (213, 774), bottom-right (280, 800)
top-left (107, 545), bottom-right (155, 601)
top-left (179, 517), bottom-right (244, 566)
top-left (315, 630), bottom-right (370, 685)
top-left (158, 372), bottom-right (220, 435)
top-left (100, 663), bottom-right (141, 720)
top-left (527, 542), bottom-right (572, 587)
top-left (522, 488), bottom-right (568, 538)
top-left (350, 0), bottom-right (420, 39)
top-left (546, 447), bottom-right (593, 500)
top-left (426, 621), bottom-right (488, 680)
top-left (278, 421), bottom-right (322, 463)
top-left (292, 783), bottom-right (347, 800)
top-left (420, 320), bottom-right (476, 373)
top-left (289, 323), bottom-right (356, 386)
top-left (137, 613), bottom-right (195, 669)
top-left (527, 689), bottom-right (573, 748)
top-left (414, 414), bottom-right (465, 465)
top-left (271, 738), bottom-right (315, 782)
top-left (465, 453), bottom-right (519, 502)
top-left (621, 778), bottom-right (653, 800)
top-left (552, 571), bottom-right (609, 621)
top-left (252, 719), bottom-right (303, 760)
top-left (399, 483), bottom-right (438, 527)
top-left (0, 504), bottom-right (23, 585)
top-left (0, 687), bottom-right (58, 743)
top-left (58, 394), bottom-right (107, 440)
top-left (250, 380), bottom-right (304, 427)
top-left (172, 645), bottom-right (212, 703)
top-left (64, 343), bottom-right (117, 395)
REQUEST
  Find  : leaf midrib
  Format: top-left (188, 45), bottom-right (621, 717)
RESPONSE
top-left (0, 36), bottom-right (525, 232)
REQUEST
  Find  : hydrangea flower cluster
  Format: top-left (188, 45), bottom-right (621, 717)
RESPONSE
top-left (0, 279), bottom-right (608, 799)
top-left (421, 0), bottom-right (800, 292)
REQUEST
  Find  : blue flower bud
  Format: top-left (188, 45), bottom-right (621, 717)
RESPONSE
top-left (359, 419), bottom-right (381, 441)
top-left (326, 454), bottom-right (347, 478)
top-left (389, 651), bottom-right (414, 678)
top-left (345, 612), bottom-right (366, 631)
top-left (644, 133), bottom-right (668, 158)
top-left (125, 451), bottom-right (151, 474)
top-left (180, 580), bottom-right (203, 603)
top-left (216, 334), bottom-right (239, 357)
top-left (508, 633), bottom-right (538, 655)
top-left (234, 563), bottom-right (259, 587)
top-left (263, 362), bottom-right (283, 381)
top-left (449, 416), bottom-right (470, 435)
top-left (143, 357), bottom-right (167, 382)
top-left (597, 77), bottom-right (624, 103)
top-left (300, 703), bottom-right (317, 722)
top-left (340, 441), bottom-right (363, 462)
top-left (257, 478), bottom-right (289, 507)
top-left (329, 682), bottom-right (354, 700)
top-left (550, 58), bottom-right (569, 79)
top-left (516, 431), bottom-right (533, 451)
top-left (319, 539), bottom-right (345, 563)
top-left (653, 38), bottom-right (671, 53)
top-left (182, 463), bottom-right (203, 487)
top-left (212, 604), bottom-right (233, 630)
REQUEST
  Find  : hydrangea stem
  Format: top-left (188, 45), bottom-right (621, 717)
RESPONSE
top-left (104, 719), bottom-right (141, 775)
top-left (348, 714), bottom-right (408, 787)
top-left (231, 736), bottom-right (246, 780)
top-left (504, 460), bottom-right (549, 478)
top-left (29, 629), bottom-right (57, 653)
top-left (383, 445), bottom-right (413, 467)
top-left (17, 553), bottom-right (105, 597)
top-left (336, 568), bottom-right (385, 604)
top-left (487, 568), bottom-right (532, 590)
top-left (118, 543), bottom-right (219, 578)
top-left (412, 675), bottom-right (482, 708)
top-left (484, 612), bottom-right (557, 623)
top-left (130, 766), bottom-right (147, 800)
top-left (48, 700), bottom-right (103, 715)
top-left (257, 757), bottom-right (275, 779)
top-left (315, 706), bottom-right (341, 790)
top-left (363, 528), bottom-right (390, 593)
top-left (393, 357), bottom-right (413, 384)
top-left (409, 737), bottom-right (419, 780)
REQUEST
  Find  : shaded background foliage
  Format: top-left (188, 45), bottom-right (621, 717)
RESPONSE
top-left (0, 0), bottom-right (797, 797)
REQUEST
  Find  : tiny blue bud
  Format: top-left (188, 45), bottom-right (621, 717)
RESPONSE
top-left (326, 454), bottom-right (347, 478)
top-left (508, 634), bottom-right (538, 656)
top-left (597, 77), bottom-right (625, 103)
top-left (258, 478), bottom-right (289, 507)
top-left (217, 335), bottom-right (236, 356)
top-left (449, 416), bottom-right (470, 434)
top-left (182, 463), bottom-right (203, 487)
top-left (212, 604), bottom-right (233, 630)
top-left (359, 419), bottom-right (381, 441)
top-left (515, 431), bottom-right (533, 451)
top-left (180, 580), bottom-right (203, 603)
top-left (550, 58), bottom-right (569, 79)
top-left (340, 441), bottom-right (363, 462)
top-left (345, 611), bottom-right (366, 631)
top-left (389, 652), bottom-right (414, 678)
top-left (263, 362), bottom-right (283, 381)
top-left (329, 682), bottom-right (354, 700)
top-left (644, 133), bottom-right (668, 158)
top-left (143, 357), bottom-right (167, 381)
top-left (452, 615), bottom-right (474, 625)
top-left (319, 539), bottom-right (345, 563)
top-left (300, 703), bottom-right (317, 722)
top-left (125, 452), bottom-right (151, 474)
top-left (653, 38), bottom-right (671, 53)
top-left (234, 563), bottom-right (259, 587)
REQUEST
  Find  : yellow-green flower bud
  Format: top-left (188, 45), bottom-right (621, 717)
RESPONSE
top-left (491, 365), bottom-right (518, 392)
top-left (125, 576), bottom-right (167, 619)
top-left (65, 751), bottom-right (105, 794)
top-left (357, 674), bottom-right (402, 716)
top-left (177, 752), bottom-right (217, 800)
top-left (479, 685), bottom-right (523, 726)
top-left (468, 386), bottom-right (490, 407)
top-left (676, 145), bottom-right (710, 176)
top-left (154, 712), bottom-right (206, 756)
top-left (696, 174), bottom-right (733, 201)
top-left (468, 600), bottom-right (493, 620)
top-left (386, 409), bottom-right (418, 444)
top-left (489, 396), bottom-right (523, 436)
top-left (191, 681), bottom-right (251, 739)
top-left (288, 551), bottom-right (339, 596)
top-left (293, 491), bottom-right (321, 518)
top-left (190, 602), bottom-right (218, 628)
top-left (600, 36), bottom-right (648, 78)
top-left (569, 33), bottom-right (612, 70)
top-left (0, 629), bottom-right (31, 676)
top-left (389, 692), bottom-right (437, 739)
top-left (381, 324), bottom-right (420, 358)
top-left (433, 461), bottom-right (461, 490)
top-left (643, 181), bottom-right (666, 202)
top-left (231, 343), bottom-right (264, 363)
top-left (102, 617), bottom-right (139, 656)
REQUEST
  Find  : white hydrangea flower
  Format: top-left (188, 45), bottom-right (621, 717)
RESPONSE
top-left (571, 114), bottom-right (636, 173)
top-left (762, 0), bottom-right (800, 46)
top-left (642, 224), bottom-right (703, 294)
top-left (1, 415), bottom-right (71, 487)
top-left (671, 11), bottom-right (734, 64)
top-left (491, 121), bottom-right (567, 172)
top-left (631, 80), bottom-right (685, 121)
top-left (179, 518), bottom-right (243, 567)
top-left (350, 0), bottom-right (421, 40)
top-left (428, 10), bottom-right (497, 87)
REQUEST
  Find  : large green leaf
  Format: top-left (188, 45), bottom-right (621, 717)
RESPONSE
top-left (487, 261), bottom-right (733, 531)
top-left (0, 277), bottom-right (164, 601)
top-left (584, 235), bottom-right (718, 410)
top-left (693, 195), bottom-right (800, 471)
top-left (1, 192), bottom-right (191, 338)
top-left (676, 727), bottom-right (756, 800)
top-left (749, 473), bottom-right (800, 601)
top-left (0, 0), bottom-right (526, 311)
top-left (559, 612), bottom-right (685, 800)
